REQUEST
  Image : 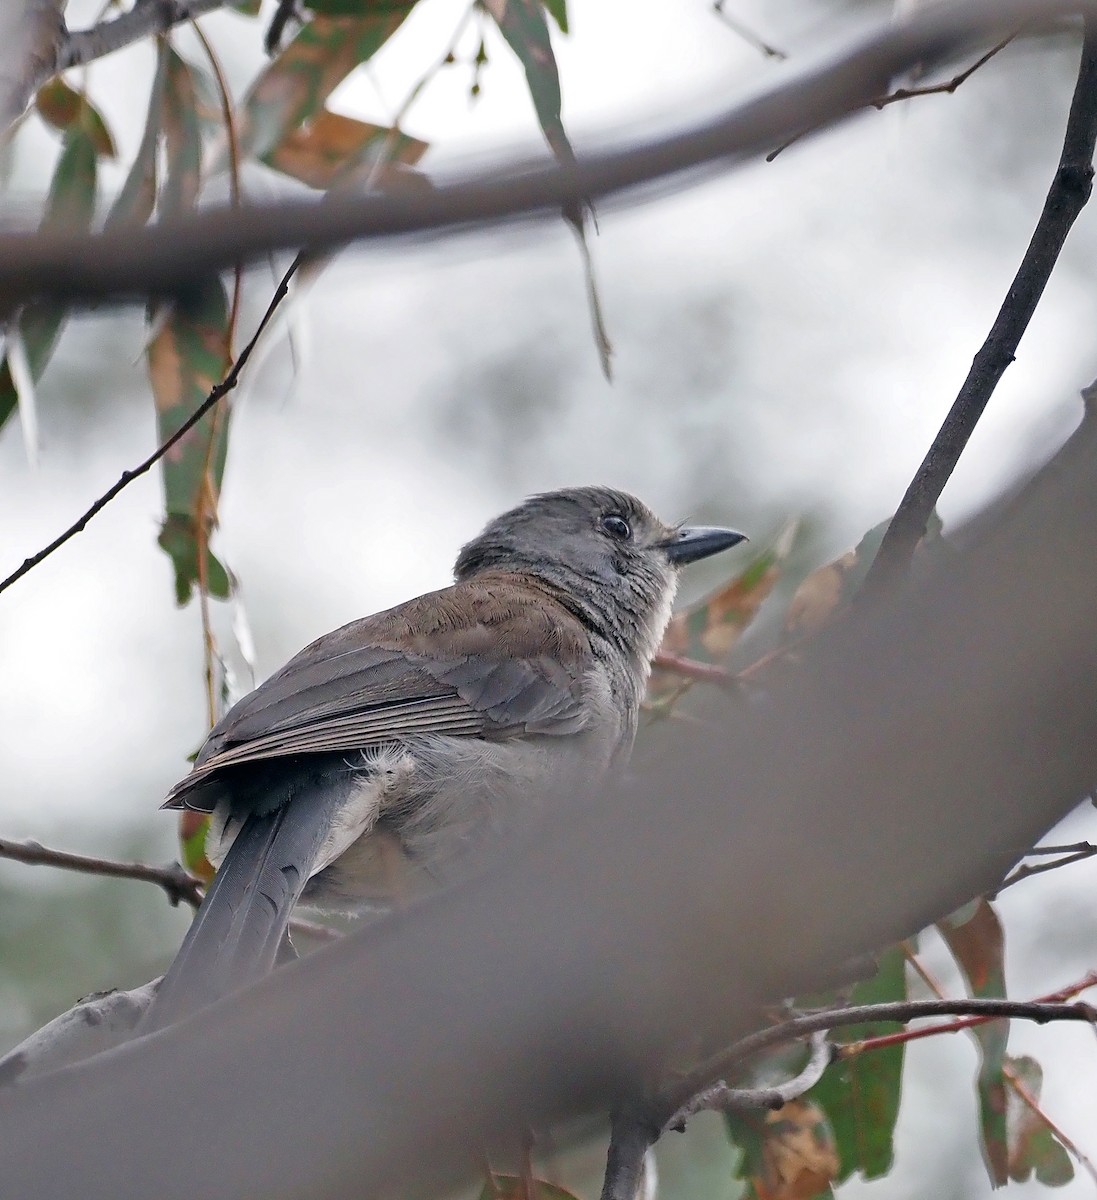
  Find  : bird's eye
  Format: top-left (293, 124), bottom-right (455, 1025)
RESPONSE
top-left (601, 514), bottom-right (631, 541)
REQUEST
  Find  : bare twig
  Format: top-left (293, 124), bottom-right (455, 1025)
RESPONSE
top-left (664, 1031), bottom-right (831, 1129)
top-left (839, 969), bottom-right (1097, 1054)
top-left (862, 15), bottom-right (1097, 597)
top-left (0, 0), bottom-right (1071, 311)
top-left (651, 652), bottom-right (733, 685)
top-left (0, 833), bottom-right (341, 944)
top-left (0, 836), bottom-right (202, 907)
top-left (994, 840), bottom-right (1097, 893)
top-left (766, 30), bottom-right (1016, 160)
top-left (0, 257), bottom-right (299, 597)
top-left (873, 30), bottom-right (1017, 108)
top-left (712, 1), bottom-right (787, 60)
top-left (652, 995), bottom-right (1097, 1129)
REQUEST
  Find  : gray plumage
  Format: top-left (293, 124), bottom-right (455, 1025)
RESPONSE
top-left (144, 486), bottom-right (745, 1030)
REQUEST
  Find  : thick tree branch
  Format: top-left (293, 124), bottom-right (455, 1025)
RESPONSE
top-left (0, 1), bottom-right (229, 133)
top-left (1, 383), bottom-right (1097, 1199)
top-left (0, 980), bottom-right (160, 1085)
top-left (0, 0), bottom-right (64, 132)
top-left (58, 1), bottom-right (228, 75)
top-left (863, 14), bottom-right (1097, 596)
top-left (0, 0), bottom-right (1079, 313)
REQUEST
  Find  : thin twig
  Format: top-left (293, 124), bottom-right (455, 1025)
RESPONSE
top-left (841, 969), bottom-right (1097, 1054)
top-left (651, 995), bottom-right (1097, 1129)
top-left (861, 16), bottom-right (1097, 597)
top-left (0, 257), bottom-right (299, 597)
top-left (664, 1032), bottom-right (831, 1130)
top-left (0, 837), bottom-right (202, 907)
top-left (0, 833), bottom-right (342, 943)
top-left (995, 842), bottom-right (1097, 893)
top-left (873, 30), bottom-right (1016, 108)
top-left (767, 28), bottom-right (1016, 160)
top-left (712, 1), bottom-right (787, 60)
top-left (651, 652), bottom-right (733, 685)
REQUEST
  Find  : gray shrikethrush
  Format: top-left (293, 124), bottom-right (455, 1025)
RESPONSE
top-left (146, 486), bottom-right (745, 1028)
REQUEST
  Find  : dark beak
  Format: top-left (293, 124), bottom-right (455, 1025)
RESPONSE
top-left (658, 525), bottom-right (748, 565)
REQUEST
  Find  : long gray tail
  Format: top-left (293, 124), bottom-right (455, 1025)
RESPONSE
top-left (142, 781), bottom-right (346, 1033)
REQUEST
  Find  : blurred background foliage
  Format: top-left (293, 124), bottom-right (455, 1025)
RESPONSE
top-left (2, 1), bottom-right (1097, 1199)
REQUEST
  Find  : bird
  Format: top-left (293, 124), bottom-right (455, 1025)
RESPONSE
top-left (143, 486), bottom-right (745, 1030)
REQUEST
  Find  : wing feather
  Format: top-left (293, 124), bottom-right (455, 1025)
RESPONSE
top-left (165, 573), bottom-right (594, 811)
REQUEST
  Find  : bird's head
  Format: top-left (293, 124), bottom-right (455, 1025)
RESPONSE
top-left (455, 486), bottom-right (746, 665)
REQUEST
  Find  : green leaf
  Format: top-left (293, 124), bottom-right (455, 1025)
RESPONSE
top-left (937, 900), bottom-right (1009, 1186)
top-left (0, 125), bottom-right (98, 433)
top-left (262, 108), bottom-right (427, 189)
top-left (228, 0), bottom-right (262, 12)
top-left (543, 0), bottom-right (568, 34)
top-left (807, 946), bottom-right (907, 1182)
top-left (179, 810), bottom-right (214, 881)
top-left (1005, 1055), bottom-right (1074, 1186)
top-left (161, 49), bottom-right (204, 217)
top-left (147, 278), bottom-right (232, 605)
top-left (484, 0), bottom-right (566, 159)
top-left (483, 0), bottom-right (613, 375)
top-left (36, 79), bottom-right (116, 158)
top-left (106, 46), bottom-right (167, 229)
top-left (238, 13), bottom-right (413, 162)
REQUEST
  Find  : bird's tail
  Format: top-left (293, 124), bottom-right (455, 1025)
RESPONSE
top-left (142, 781), bottom-right (346, 1033)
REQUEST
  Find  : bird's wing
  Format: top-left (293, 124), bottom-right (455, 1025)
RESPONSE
top-left (163, 572), bottom-right (593, 810)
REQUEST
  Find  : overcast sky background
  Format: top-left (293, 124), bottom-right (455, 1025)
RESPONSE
top-left (2, 1), bottom-right (1097, 1197)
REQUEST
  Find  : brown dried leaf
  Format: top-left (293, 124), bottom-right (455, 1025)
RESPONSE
top-left (753, 1100), bottom-right (840, 1200)
top-left (265, 108), bottom-right (427, 189)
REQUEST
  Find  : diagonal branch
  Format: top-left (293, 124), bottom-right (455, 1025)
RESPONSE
top-left (862, 14), bottom-right (1097, 596)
